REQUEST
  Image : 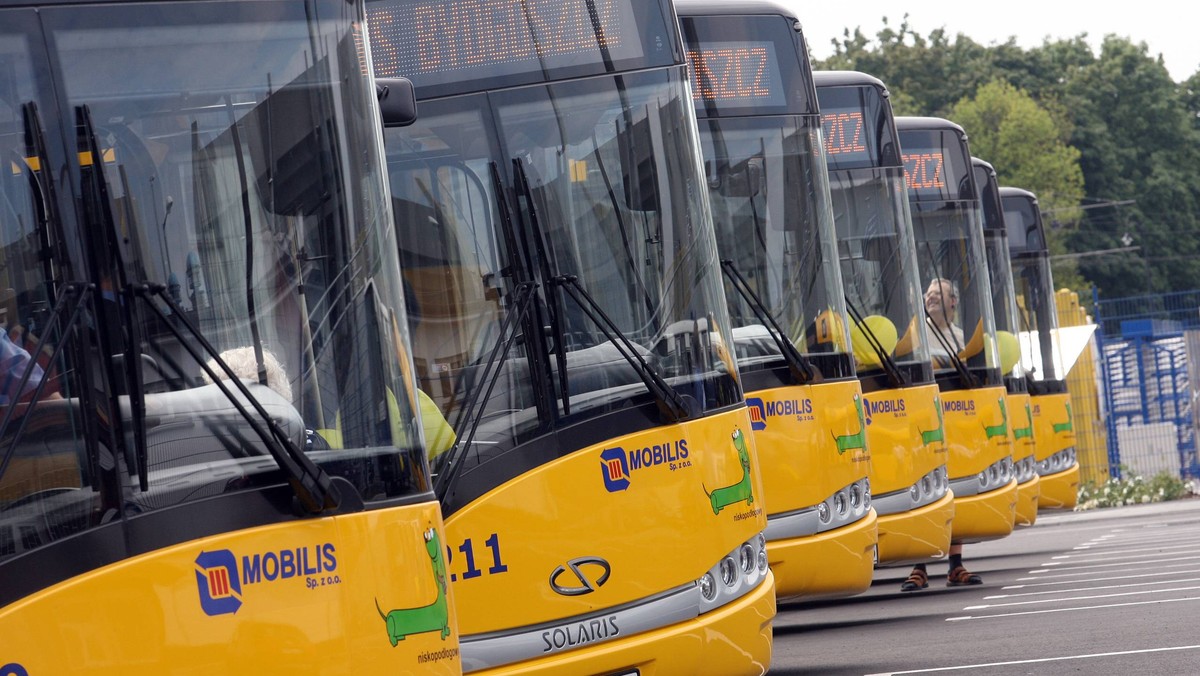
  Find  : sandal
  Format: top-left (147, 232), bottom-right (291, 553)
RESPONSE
top-left (946, 566), bottom-right (983, 587)
top-left (900, 568), bottom-right (929, 592)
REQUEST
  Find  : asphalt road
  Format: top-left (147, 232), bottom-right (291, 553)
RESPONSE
top-left (769, 499), bottom-right (1200, 675)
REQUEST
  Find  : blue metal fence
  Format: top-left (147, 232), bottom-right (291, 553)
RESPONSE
top-left (1094, 289), bottom-right (1200, 480)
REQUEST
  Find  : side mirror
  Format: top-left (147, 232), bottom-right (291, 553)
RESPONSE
top-left (377, 77), bottom-right (418, 127)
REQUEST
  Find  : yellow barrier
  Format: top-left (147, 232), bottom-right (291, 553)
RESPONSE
top-left (1056, 289), bottom-right (1110, 487)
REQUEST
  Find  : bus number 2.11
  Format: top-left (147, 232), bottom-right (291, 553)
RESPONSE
top-left (447, 533), bottom-right (509, 582)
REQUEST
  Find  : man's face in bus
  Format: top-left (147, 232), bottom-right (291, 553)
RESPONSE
top-left (925, 279), bottom-right (958, 323)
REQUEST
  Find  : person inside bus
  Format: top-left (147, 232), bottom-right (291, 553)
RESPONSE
top-left (901, 278), bottom-right (983, 591)
top-left (925, 277), bottom-right (964, 369)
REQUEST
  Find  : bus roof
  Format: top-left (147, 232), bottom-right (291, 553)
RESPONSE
top-left (812, 70), bottom-right (887, 90)
top-left (999, 186), bottom-right (1037, 201)
top-left (895, 116), bottom-right (966, 136)
top-left (674, 0), bottom-right (800, 19)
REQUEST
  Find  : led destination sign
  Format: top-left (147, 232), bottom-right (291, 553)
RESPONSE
top-left (687, 41), bottom-right (786, 107)
top-left (366, 0), bottom-right (660, 92)
top-left (902, 151), bottom-right (946, 193)
top-left (822, 111), bottom-right (867, 158)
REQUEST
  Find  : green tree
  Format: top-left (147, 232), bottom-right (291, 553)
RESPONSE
top-left (1060, 37), bottom-right (1200, 297)
top-left (949, 80), bottom-right (1087, 290)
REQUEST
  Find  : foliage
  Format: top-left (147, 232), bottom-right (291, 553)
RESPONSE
top-left (1075, 468), bottom-right (1197, 510)
top-left (948, 80), bottom-right (1088, 291)
top-left (813, 22), bottom-right (1200, 300)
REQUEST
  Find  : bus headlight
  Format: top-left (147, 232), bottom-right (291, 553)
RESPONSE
top-left (739, 543), bottom-right (756, 574)
top-left (720, 557), bottom-right (738, 587)
top-left (817, 501), bottom-right (831, 523)
top-left (757, 534), bottom-right (769, 571)
top-left (700, 572), bottom-right (716, 600)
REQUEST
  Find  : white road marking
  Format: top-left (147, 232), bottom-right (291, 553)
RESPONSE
top-left (1005, 567), bottom-right (1200, 589)
top-left (944, 595), bottom-right (1200, 621)
top-left (986, 576), bottom-right (1200, 599)
top-left (1018, 559), bottom-right (1200, 580)
top-left (964, 584), bottom-right (1200, 610)
top-left (1053, 542), bottom-right (1199, 559)
top-left (862, 644), bottom-right (1200, 675)
top-left (1028, 553), bottom-right (1200, 574)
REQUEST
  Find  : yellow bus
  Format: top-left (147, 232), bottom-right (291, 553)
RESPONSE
top-left (367, 0), bottom-right (775, 672)
top-left (1001, 187), bottom-right (1080, 510)
top-left (974, 159), bottom-right (1040, 526)
top-left (897, 117), bottom-right (1017, 544)
top-left (814, 72), bottom-right (954, 565)
top-left (678, 1), bottom-right (876, 601)
top-left (0, 1), bottom-right (459, 672)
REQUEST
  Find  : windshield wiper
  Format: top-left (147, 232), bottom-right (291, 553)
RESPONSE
top-left (555, 275), bottom-right (691, 422)
top-left (925, 309), bottom-right (980, 388)
top-left (437, 281), bottom-right (536, 503)
top-left (135, 282), bottom-right (342, 514)
top-left (77, 105), bottom-right (152, 491)
top-left (512, 159), bottom-right (690, 423)
top-left (844, 295), bottom-right (908, 389)
top-left (511, 158), bottom-right (572, 414)
top-left (721, 260), bottom-right (813, 385)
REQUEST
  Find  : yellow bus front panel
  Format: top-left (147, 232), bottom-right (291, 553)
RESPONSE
top-left (942, 386), bottom-right (1016, 542)
top-left (766, 509), bottom-right (878, 599)
top-left (951, 479), bottom-right (1018, 543)
top-left (1015, 474), bottom-right (1041, 527)
top-left (0, 502), bottom-right (460, 675)
top-left (1008, 392), bottom-right (1039, 526)
top-left (876, 492), bottom-right (955, 564)
top-left (448, 407), bottom-right (772, 674)
top-left (472, 568), bottom-right (775, 676)
top-left (1033, 392), bottom-right (1080, 509)
top-left (1038, 465), bottom-right (1081, 509)
top-left (749, 380), bottom-right (874, 599)
top-left (867, 383), bottom-right (953, 564)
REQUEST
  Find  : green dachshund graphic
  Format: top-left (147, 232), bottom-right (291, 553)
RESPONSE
top-left (833, 394), bottom-right (867, 454)
top-left (704, 428), bottom-right (755, 515)
top-left (919, 397), bottom-right (945, 446)
top-left (1053, 402), bottom-right (1074, 434)
top-left (984, 398), bottom-right (1009, 439)
top-left (1013, 401), bottom-right (1034, 441)
top-left (376, 527), bottom-right (451, 645)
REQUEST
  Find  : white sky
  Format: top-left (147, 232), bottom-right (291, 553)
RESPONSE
top-left (782, 1), bottom-right (1198, 82)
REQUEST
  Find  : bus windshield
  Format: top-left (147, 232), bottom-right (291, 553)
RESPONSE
top-left (699, 117), bottom-right (850, 376)
top-left (1003, 192), bottom-right (1064, 383)
top-left (0, 0), bottom-right (429, 566)
top-left (818, 83), bottom-right (931, 385)
top-left (975, 161), bottom-right (1024, 381)
top-left (900, 127), bottom-right (999, 378)
top-left (383, 68), bottom-right (741, 508)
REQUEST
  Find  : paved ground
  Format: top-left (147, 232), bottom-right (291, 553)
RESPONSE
top-left (769, 499), bottom-right (1200, 675)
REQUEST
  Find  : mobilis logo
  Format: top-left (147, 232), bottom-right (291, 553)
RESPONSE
top-left (600, 438), bottom-right (690, 492)
top-left (746, 396), bottom-right (815, 431)
top-left (195, 543), bottom-right (337, 616)
top-left (863, 396), bottom-right (905, 425)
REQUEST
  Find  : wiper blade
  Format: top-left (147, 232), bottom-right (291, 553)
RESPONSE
top-left (721, 260), bottom-right (814, 385)
top-left (136, 282), bottom-right (342, 514)
top-left (925, 309), bottom-right (980, 388)
top-left (0, 283), bottom-right (92, 483)
top-left (77, 104), bottom-right (152, 491)
top-left (436, 281), bottom-right (537, 503)
top-left (512, 158), bottom-right (572, 414)
top-left (552, 274), bottom-right (690, 423)
top-left (844, 295), bottom-right (908, 389)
